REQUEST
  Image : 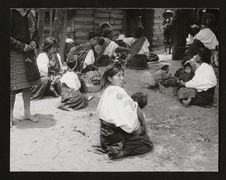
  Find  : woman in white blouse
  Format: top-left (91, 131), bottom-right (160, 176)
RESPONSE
top-left (178, 47), bottom-right (217, 107)
top-left (96, 62), bottom-right (153, 159)
top-left (31, 36), bottom-right (63, 100)
top-left (123, 26), bottom-right (150, 70)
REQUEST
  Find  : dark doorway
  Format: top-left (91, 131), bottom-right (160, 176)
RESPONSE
top-left (125, 9), bottom-right (154, 49)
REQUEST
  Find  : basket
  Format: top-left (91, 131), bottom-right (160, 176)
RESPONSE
top-left (159, 82), bottom-right (178, 96)
top-left (85, 82), bottom-right (101, 93)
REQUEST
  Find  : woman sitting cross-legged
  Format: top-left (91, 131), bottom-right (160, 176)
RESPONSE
top-left (31, 36), bottom-right (63, 100)
top-left (96, 62), bottom-right (153, 159)
top-left (57, 55), bottom-right (88, 111)
top-left (122, 25), bottom-right (151, 70)
top-left (177, 47), bottom-right (217, 107)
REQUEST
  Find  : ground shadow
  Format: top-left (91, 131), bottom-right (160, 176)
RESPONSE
top-left (14, 114), bottom-right (57, 129)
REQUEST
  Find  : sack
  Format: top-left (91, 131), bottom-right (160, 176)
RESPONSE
top-left (24, 51), bottom-right (40, 82)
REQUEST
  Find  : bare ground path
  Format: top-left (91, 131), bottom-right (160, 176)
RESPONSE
top-left (10, 51), bottom-right (218, 171)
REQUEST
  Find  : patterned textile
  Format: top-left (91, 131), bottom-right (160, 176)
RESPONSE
top-left (67, 42), bottom-right (93, 72)
top-left (10, 51), bottom-right (38, 91)
top-left (58, 84), bottom-right (88, 111)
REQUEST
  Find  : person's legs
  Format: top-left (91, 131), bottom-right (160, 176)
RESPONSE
top-left (10, 93), bottom-right (16, 127)
top-left (22, 88), bottom-right (39, 122)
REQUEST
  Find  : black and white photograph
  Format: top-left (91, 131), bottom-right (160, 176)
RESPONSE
top-left (10, 8), bottom-right (219, 171)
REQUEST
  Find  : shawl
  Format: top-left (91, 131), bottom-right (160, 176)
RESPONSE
top-left (130, 36), bottom-right (146, 59)
top-left (67, 42), bottom-right (92, 72)
top-left (97, 85), bottom-right (140, 133)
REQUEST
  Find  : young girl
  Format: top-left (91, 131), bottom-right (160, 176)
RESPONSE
top-left (97, 62), bottom-right (153, 159)
top-left (58, 55), bottom-right (88, 111)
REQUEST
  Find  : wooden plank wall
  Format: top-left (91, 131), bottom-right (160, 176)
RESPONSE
top-left (152, 8), bottom-right (165, 46)
top-left (67, 8), bottom-right (124, 44)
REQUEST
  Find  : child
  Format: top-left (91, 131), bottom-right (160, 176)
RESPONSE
top-left (58, 56), bottom-right (89, 111)
top-left (175, 60), bottom-right (197, 105)
top-left (174, 60), bottom-right (196, 86)
top-left (131, 92), bottom-right (148, 110)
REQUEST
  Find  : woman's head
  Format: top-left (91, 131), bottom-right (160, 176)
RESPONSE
top-left (184, 63), bottom-right (192, 74)
top-left (134, 25), bottom-right (144, 38)
top-left (67, 54), bottom-right (78, 71)
top-left (201, 13), bottom-right (216, 29)
top-left (102, 63), bottom-right (125, 88)
top-left (195, 47), bottom-right (212, 64)
top-left (42, 36), bottom-right (58, 54)
top-left (88, 31), bottom-right (100, 46)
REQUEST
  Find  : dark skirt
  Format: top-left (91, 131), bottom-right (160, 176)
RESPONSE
top-left (58, 85), bottom-right (88, 111)
top-left (100, 120), bottom-right (153, 159)
top-left (10, 51), bottom-right (37, 92)
top-left (127, 54), bottom-right (148, 70)
top-left (178, 87), bottom-right (215, 107)
top-left (31, 76), bottom-right (61, 100)
top-left (191, 87), bottom-right (215, 107)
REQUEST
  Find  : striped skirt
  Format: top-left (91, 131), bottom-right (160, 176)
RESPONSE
top-left (10, 51), bottom-right (38, 92)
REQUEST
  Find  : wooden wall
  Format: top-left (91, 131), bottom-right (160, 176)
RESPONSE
top-left (67, 8), bottom-right (125, 44)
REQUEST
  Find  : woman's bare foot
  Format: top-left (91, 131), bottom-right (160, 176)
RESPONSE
top-left (182, 98), bottom-right (192, 107)
top-left (24, 114), bottom-right (39, 123)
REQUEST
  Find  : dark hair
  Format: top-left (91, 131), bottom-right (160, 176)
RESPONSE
top-left (98, 37), bottom-right (105, 46)
top-left (197, 47), bottom-right (212, 64)
top-left (134, 26), bottom-right (144, 38)
top-left (131, 92), bottom-right (148, 109)
top-left (161, 64), bottom-right (169, 71)
top-left (201, 13), bottom-right (216, 28)
top-left (102, 62), bottom-right (124, 88)
top-left (42, 36), bottom-right (58, 52)
top-left (88, 31), bottom-right (100, 40)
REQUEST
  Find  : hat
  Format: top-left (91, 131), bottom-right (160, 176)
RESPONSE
top-left (42, 36), bottom-right (58, 51)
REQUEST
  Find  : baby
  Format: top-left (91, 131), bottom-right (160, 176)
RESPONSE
top-left (131, 92), bottom-right (148, 110)
top-left (174, 60), bottom-right (195, 85)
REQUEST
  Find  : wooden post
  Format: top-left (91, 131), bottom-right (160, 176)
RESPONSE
top-left (37, 8), bottom-right (46, 54)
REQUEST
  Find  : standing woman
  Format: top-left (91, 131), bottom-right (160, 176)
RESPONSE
top-left (97, 63), bottom-right (153, 159)
top-left (10, 8), bottom-right (40, 127)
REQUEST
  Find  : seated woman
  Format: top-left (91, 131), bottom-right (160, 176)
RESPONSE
top-left (122, 26), bottom-right (150, 70)
top-left (31, 36), bottom-right (63, 100)
top-left (95, 36), bottom-right (131, 67)
top-left (58, 55), bottom-right (88, 111)
top-left (66, 31), bottom-right (100, 73)
top-left (177, 47), bottom-right (217, 107)
top-left (97, 63), bottom-right (153, 159)
top-left (183, 13), bottom-right (219, 64)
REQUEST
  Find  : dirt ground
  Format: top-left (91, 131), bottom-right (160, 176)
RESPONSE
top-left (10, 48), bottom-right (218, 171)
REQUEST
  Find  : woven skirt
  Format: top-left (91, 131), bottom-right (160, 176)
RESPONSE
top-left (10, 51), bottom-right (38, 92)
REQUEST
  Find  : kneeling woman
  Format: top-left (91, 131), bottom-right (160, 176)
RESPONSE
top-left (177, 47), bottom-right (217, 107)
top-left (58, 56), bottom-right (88, 111)
top-left (97, 63), bottom-right (153, 159)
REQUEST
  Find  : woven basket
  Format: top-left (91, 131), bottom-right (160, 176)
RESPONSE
top-left (85, 83), bottom-right (101, 93)
top-left (159, 83), bottom-right (178, 96)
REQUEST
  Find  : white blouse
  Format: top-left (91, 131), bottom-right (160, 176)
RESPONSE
top-left (60, 71), bottom-right (81, 90)
top-left (97, 85), bottom-right (140, 133)
top-left (36, 52), bottom-right (62, 76)
top-left (185, 62), bottom-right (217, 92)
top-left (103, 40), bottom-right (119, 57)
top-left (194, 28), bottom-right (219, 50)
